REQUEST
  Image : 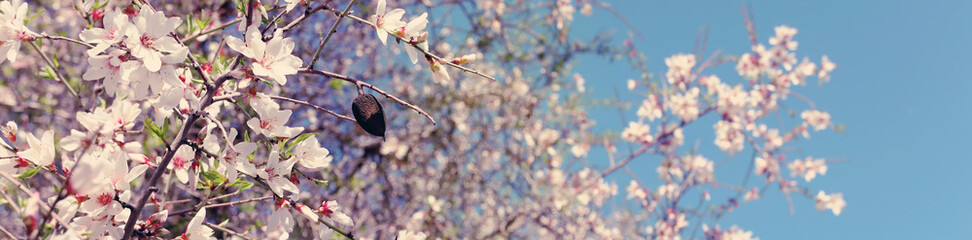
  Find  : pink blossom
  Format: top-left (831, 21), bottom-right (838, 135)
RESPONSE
top-left (801, 110), bottom-right (831, 131)
top-left (769, 25), bottom-right (799, 51)
top-left (815, 191), bottom-right (846, 216)
top-left (79, 9), bottom-right (133, 56)
top-left (637, 94), bottom-right (663, 121)
top-left (226, 30), bottom-right (302, 85)
top-left (124, 7), bottom-right (185, 72)
top-left (788, 157), bottom-right (828, 182)
top-left (667, 87), bottom-right (700, 122)
top-left (621, 121), bottom-right (652, 145)
top-left (665, 54), bottom-right (696, 90)
top-left (368, 0), bottom-right (406, 46)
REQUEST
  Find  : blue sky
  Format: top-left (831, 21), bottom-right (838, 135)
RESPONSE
top-left (569, 1), bottom-right (972, 239)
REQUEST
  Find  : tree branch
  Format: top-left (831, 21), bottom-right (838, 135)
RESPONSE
top-left (308, 0), bottom-right (357, 68)
top-left (121, 32), bottom-right (244, 240)
top-left (37, 33), bottom-right (94, 48)
top-left (268, 95), bottom-right (356, 122)
top-left (298, 68), bottom-right (436, 125)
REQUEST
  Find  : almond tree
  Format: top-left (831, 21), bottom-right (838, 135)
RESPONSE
top-left (0, 0), bottom-right (843, 239)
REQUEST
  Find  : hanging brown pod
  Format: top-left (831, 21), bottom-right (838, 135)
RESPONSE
top-left (352, 93), bottom-right (386, 137)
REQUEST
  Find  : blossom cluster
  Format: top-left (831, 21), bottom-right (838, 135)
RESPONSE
top-left (617, 24), bottom-right (845, 238)
top-left (0, 1), bottom-right (355, 239)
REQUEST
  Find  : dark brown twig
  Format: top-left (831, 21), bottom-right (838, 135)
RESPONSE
top-left (298, 68), bottom-right (436, 125)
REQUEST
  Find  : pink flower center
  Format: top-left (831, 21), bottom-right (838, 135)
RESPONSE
top-left (224, 151), bottom-right (238, 163)
top-left (140, 35), bottom-right (154, 48)
top-left (173, 157), bottom-right (186, 169)
top-left (319, 202), bottom-right (333, 217)
top-left (260, 120), bottom-right (273, 130)
top-left (97, 192), bottom-right (113, 206)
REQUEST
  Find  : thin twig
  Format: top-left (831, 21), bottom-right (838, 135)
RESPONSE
top-left (330, 10), bottom-right (497, 81)
top-left (298, 68), bottom-right (436, 125)
top-left (182, 18), bottom-right (244, 44)
top-left (308, 0), bottom-right (357, 68)
top-left (205, 222), bottom-right (253, 240)
top-left (277, 5), bottom-right (328, 35)
top-left (268, 95), bottom-right (356, 122)
top-left (170, 195), bottom-right (275, 216)
top-left (0, 224), bottom-right (15, 240)
top-left (38, 33), bottom-right (94, 48)
top-left (166, 189), bottom-right (242, 206)
top-left (593, 0), bottom-right (645, 41)
top-left (0, 171), bottom-right (80, 236)
top-left (319, 218), bottom-right (355, 239)
top-left (28, 41), bottom-right (81, 100)
top-left (788, 91), bottom-right (817, 110)
top-left (175, 34), bottom-right (215, 87)
top-left (601, 145), bottom-right (653, 178)
top-left (261, 6), bottom-right (290, 37)
top-left (200, 111), bottom-right (238, 153)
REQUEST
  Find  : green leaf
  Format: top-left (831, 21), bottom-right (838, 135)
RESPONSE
top-left (18, 168), bottom-right (39, 178)
top-left (37, 66), bottom-right (56, 79)
top-left (229, 178), bottom-right (254, 191)
top-left (187, 14), bottom-right (196, 34)
top-left (200, 14), bottom-right (212, 31)
top-left (313, 179), bottom-right (329, 186)
top-left (161, 117), bottom-right (171, 135)
top-left (285, 133), bottom-right (317, 154)
top-left (95, 0), bottom-right (109, 9)
top-left (144, 118), bottom-right (164, 141)
top-left (328, 78), bottom-right (345, 91)
top-left (200, 169), bottom-right (226, 185)
top-left (26, 9), bottom-right (44, 25)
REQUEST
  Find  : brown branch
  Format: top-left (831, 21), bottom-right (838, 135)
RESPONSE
top-left (121, 42), bottom-right (243, 240)
top-left (298, 68), bottom-right (437, 125)
top-left (120, 112), bottom-right (198, 240)
top-left (268, 95), bottom-right (356, 122)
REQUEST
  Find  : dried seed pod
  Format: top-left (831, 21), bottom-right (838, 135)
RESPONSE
top-left (352, 93), bottom-right (386, 137)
